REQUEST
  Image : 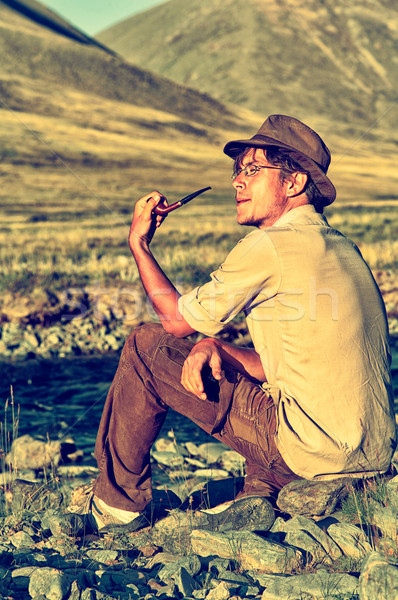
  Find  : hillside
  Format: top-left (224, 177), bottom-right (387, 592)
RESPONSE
top-left (0, 2), bottom-right (238, 130)
top-left (98, 0), bottom-right (398, 137)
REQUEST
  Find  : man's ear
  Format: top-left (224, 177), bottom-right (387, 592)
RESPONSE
top-left (286, 172), bottom-right (308, 198)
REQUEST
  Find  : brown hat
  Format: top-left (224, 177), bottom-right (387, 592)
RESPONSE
top-left (224, 114), bottom-right (336, 205)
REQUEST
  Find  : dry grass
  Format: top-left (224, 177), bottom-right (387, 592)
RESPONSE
top-left (0, 86), bottom-right (397, 301)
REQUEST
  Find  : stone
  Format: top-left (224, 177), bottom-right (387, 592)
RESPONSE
top-left (191, 529), bottom-right (304, 573)
top-left (371, 505), bottom-right (398, 541)
top-left (327, 522), bottom-right (372, 559)
top-left (359, 551), bottom-right (398, 599)
top-left (206, 580), bottom-right (238, 600)
top-left (150, 509), bottom-right (210, 554)
top-left (283, 529), bottom-right (333, 566)
top-left (151, 451), bottom-right (185, 467)
top-left (386, 474), bottom-right (398, 508)
top-left (28, 567), bottom-right (70, 600)
top-left (85, 549), bottom-right (119, 564)
top-left (272, 515), bottom-right (342, 562)
top-left (154, 438), bottom-right (188, 455)
top-left (158, 555), bottom-right (201, 581)
top-left (185, 441), bottom-right (200, 456)
top-left (258, 570), bottom-right (359, 599)
top-left (41, 512), bottom-right (85, 537)
top-left (197, 443), bottom-right (228, 463)
top-left (12, 566), bottom-right (37, 590)
top-left (173, 566), bottom-right (201, 596)
top-left (6, 435), bottom-right (62, 470)
top-left (192, 468), bottom-right (230, 478)
top-left (4, 479), bottom-right (63, 512)
top-left (277, 478), bottom-right (353, 517)
top-left (220, 450), bottom-right (245, 474)
top-left (9, 530), bottom-right (35, 548)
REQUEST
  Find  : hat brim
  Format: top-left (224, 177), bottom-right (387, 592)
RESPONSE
top-left (224, 134), bottom-right (336, 205)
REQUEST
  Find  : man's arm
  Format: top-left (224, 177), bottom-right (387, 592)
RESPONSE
top-left (129, 191), bottom-right (265, 397)
top-left (129, 190), bottom-right (196, 337)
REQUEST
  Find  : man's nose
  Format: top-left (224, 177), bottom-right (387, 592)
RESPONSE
top-left (232, 174), bottom-right (245, 189)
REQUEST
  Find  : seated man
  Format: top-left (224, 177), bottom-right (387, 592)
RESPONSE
top-left (70, 114), bottom-right (397, 531)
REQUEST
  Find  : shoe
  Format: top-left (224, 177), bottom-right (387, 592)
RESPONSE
top-left (200, 496), bottom-right (275, 532)
top-left (68, 482), bottom-right (181, 533)
top-left (67, 482), bottom-right (147, 532)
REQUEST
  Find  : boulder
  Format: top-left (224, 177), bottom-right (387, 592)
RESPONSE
top-left (277, 478), bottom-right (354, 517)
top-left (359, 551), bottom-right (398, 600)
top-left (191, 529), bottom-right (304, 573)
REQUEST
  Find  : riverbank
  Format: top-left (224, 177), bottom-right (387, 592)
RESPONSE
top-left (0, 269), bottom-right (397, 361)
top-left (1, 431), bottom-right (398, 600)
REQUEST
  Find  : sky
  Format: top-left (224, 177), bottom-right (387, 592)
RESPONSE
top-left (43, 0), bottom-right (168, 35)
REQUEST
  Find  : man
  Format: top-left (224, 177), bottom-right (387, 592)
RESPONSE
top-left (71, 115), bottom-right (397, 531)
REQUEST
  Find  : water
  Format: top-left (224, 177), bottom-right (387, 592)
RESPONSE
top-left (0, 346), bottom-right (397, 468)
top-left (0, 354), bottom-right (215, 466)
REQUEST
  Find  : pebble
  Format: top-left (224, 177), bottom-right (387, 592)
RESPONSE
top-left (0, 432), bottom-right (397, 599)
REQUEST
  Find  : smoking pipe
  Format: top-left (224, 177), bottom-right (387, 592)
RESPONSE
top-left (154, 186), bottom-right (211, 215)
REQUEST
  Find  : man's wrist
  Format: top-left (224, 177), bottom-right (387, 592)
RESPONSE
top-left (129, 232), bottom-right (150, 253)
top-left (194, 337), bottom-right (220, 349)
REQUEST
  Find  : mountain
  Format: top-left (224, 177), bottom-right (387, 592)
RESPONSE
top-left (0, 1), bottom-right (239, 130)
top-left (98, 0), bottom-right (398, 135)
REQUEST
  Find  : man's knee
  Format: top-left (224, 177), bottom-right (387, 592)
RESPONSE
top-left (126, 322), bottom-right (165, 354)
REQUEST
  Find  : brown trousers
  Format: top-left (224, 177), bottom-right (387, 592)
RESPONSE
top-left (93, 323), bottom-right (299, 512)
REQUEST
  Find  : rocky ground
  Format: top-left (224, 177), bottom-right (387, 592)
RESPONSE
top-left (0, 432), bottom-right (397, 599)
top-left (0, 269), bottom-right (397, 361)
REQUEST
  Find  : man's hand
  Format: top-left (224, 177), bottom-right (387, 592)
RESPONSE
top-left (129, 191), bottom-right (168, 250)
top-left (181, 339), bottom-right (222, 400)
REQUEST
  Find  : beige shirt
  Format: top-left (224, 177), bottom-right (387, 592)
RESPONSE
top-left (178, 204), bottom-right (397, 480)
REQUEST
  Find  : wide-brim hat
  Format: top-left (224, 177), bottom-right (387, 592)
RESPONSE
top-left (224, 114), bottom-right (336, 205)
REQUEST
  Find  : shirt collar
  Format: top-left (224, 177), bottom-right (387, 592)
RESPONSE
top-left (272, 204), bottom-right (328, 228)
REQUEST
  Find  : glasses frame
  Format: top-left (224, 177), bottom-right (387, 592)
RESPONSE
top-left (232, 163), bottom-right (282, 181)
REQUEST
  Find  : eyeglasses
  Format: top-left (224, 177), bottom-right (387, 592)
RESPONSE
top-left (232, 163), bottom-right (282, 180)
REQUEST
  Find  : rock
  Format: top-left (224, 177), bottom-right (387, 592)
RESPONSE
top-left (154, 438), bottom-right (188, 455)
top-left (158, 555), bottom-right (201, 581)
top-left (185, 441), bottom-right (201, 456)
top-left (257, 570), bottom-right (359, 599)
top-left (271, 515), bottom-right (342, 562)
top-left (359, 551), bottom-right (398, 599)
top-left (41, 512), bottom-right (85, 537)
top-left (151, 451), bottom-right (185, 467)
top-left (385, 474), bottom-right (398, 508)
top-left (85, 549), bottom-right (119, 564)
top-left (207, 580), bottom-right (238, 600)
top-left (220, 450), bottom-right (245, 474)
top-left (173, 566), bottom-right (201, 596)
top-left (12, 566), bottom-right (37, 590)
top-left (28, 567), bottom-right (70, 600)
top-left (191, 529), bottom-right (304, 573)
top-left (192, 468), bottom-right (230, 478)
top-left (9, 530), bottom-right (35, 548)
top-left (277, 478), bottom-right (353, 517)
top-left (6, 434), bottom-right (62, 470)
top-left (150, 509), bottom-right (210, 554)
top-left (371, 505), bottom-right (398, 540)
top-left (327, 522), bottom-right (372, 559)
top-left (197, 443), bottom-right (228, 463)
top-left (4, 479), bottom-right (63, 512)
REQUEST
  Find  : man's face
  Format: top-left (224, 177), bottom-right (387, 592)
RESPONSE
top-left (232, 148), bottom-right (292, 229)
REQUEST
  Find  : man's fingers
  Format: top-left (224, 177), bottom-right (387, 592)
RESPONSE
top-left (209, 355), bottom-right (222, 380)
top-left (181, 357), bottom-right (207, 399)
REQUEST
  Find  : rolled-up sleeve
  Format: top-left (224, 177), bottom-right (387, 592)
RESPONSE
top-left (178, 229), bottom-right (280, 336)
